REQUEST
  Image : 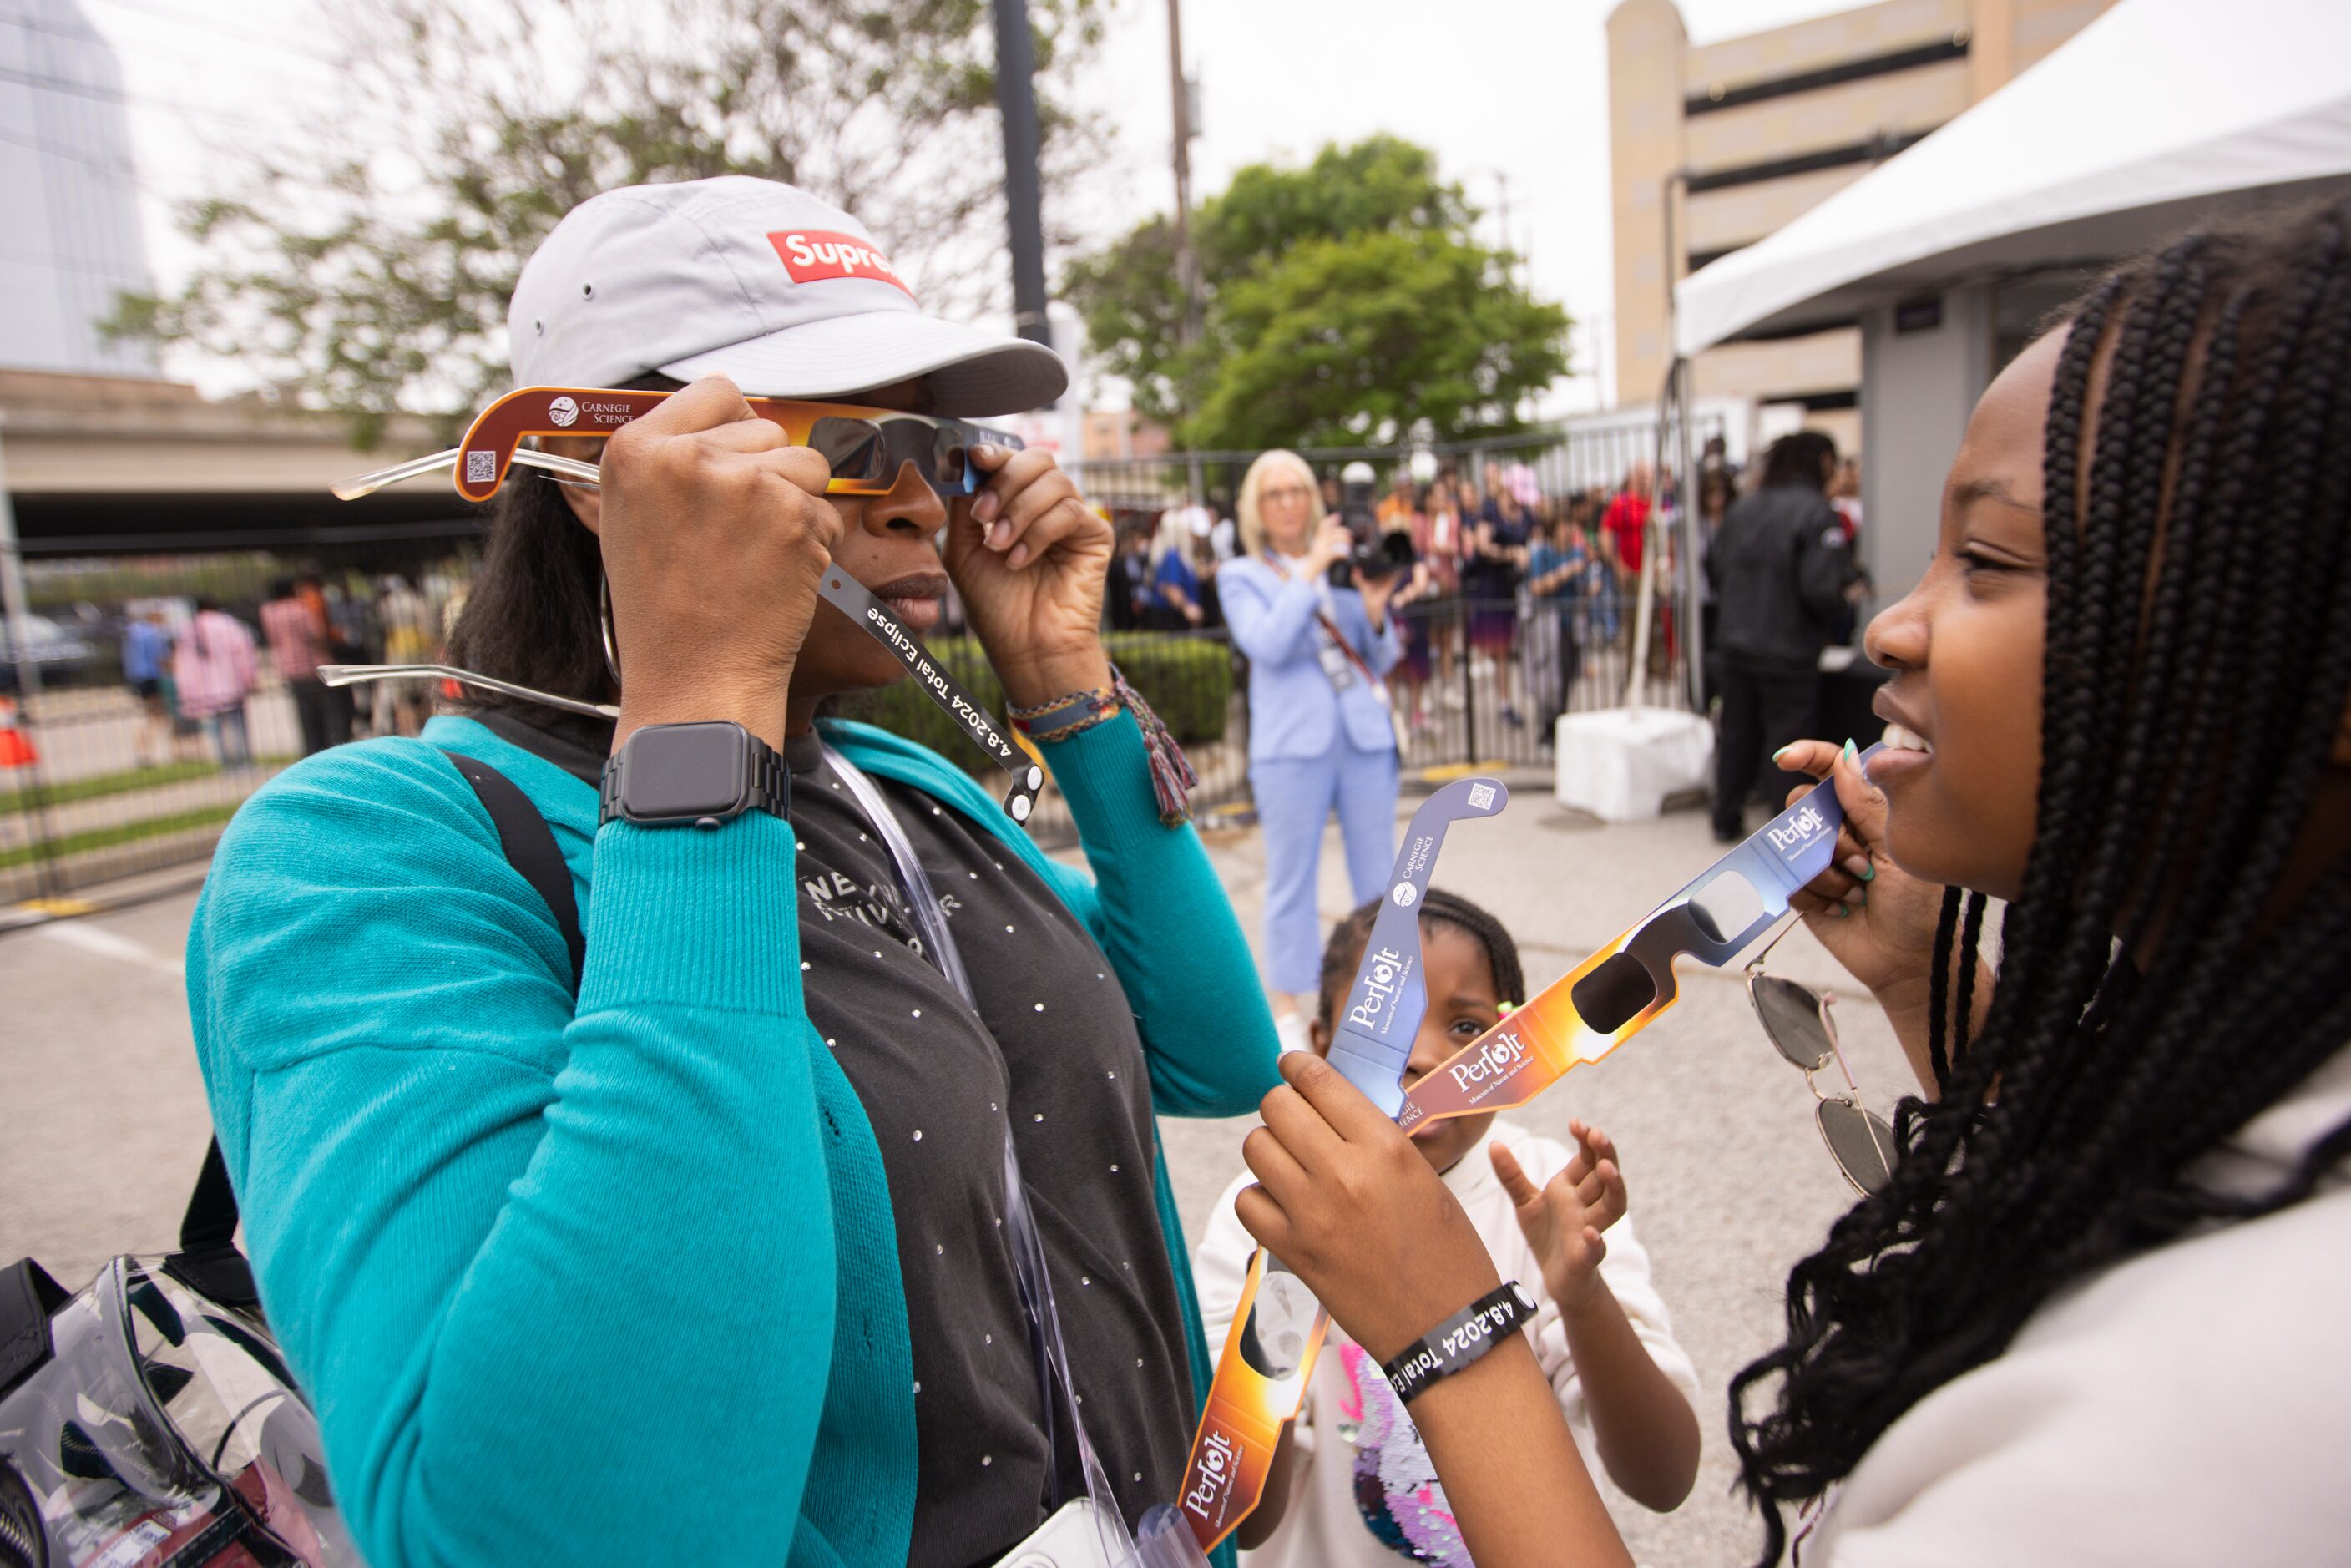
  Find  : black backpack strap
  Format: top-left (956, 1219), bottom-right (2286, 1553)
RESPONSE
top-left (0, 1257), bottom-right (68, 1398)
top-left (166, 1136), bottom-right (258, 1309)
top-left (440, 750), bottom-right (585, 989)
top-left (167, 751), bottom-right (584, 1312)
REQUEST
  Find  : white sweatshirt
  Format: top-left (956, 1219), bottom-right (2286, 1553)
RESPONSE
top-left (1194, 1117), bottom-right (1700, 1568)
top-left (1802, 1044), bottom-right (2351, 1565)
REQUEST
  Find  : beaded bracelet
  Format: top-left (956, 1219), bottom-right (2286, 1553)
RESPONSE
top-left (1009, 663), bottom-right (1200, 826)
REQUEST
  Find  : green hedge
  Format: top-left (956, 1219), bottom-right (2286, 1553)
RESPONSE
top-left (847, 632), bottom-right (1234, 771)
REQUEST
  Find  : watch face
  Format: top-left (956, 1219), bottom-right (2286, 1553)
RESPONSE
top-left (624, 723), bottom-right (748, 818)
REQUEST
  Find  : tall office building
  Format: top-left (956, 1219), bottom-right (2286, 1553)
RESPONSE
top-left (0, 0), bottom-right (154, 376)
top-left (1607, 0), bottom-right (2111, 446)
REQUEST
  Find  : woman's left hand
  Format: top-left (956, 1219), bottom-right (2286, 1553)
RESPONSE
top-left (945, 445), bottom-right (1114, 706)
top-left (1236, 1053), bottom-right (1503, 1363)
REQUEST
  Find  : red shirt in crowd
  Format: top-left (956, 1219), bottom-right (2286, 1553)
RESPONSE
top-left (1602, 492), bottom-right (1651, 574)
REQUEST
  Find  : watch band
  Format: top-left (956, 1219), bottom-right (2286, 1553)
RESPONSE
top-left (743, 736), bottom-right (791, 821)
top-left (598, 721), bottom-right (791, 827)
top-left (1381, 1281), bottom-right (1538, 1405)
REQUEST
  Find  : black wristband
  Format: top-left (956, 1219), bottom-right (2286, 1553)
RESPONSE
top-left (1382, 1281), bottom-right (1537, 1405)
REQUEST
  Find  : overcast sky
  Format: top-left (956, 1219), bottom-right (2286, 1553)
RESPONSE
top-left (85, 0), bottom-right (1853, 411)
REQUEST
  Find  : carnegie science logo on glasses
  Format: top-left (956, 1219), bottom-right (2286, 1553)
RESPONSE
top-left (766, 230), bottom-right (916, 298)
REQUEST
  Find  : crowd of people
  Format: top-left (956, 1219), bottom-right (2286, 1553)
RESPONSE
top-left (114, 571), bottom-right (455, 768)
top-left (51, 173), bottom-right (2348, 1568)
top-left (1105, 428), bottom-right (1883, 855)
top-left (1110, 453), bottom-right (1750, 745)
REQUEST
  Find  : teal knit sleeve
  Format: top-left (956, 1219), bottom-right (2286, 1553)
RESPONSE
top-left (187, 743), bottom-right (837, 1568)
top-left (1030, 714), bottom-right (1280, 1117)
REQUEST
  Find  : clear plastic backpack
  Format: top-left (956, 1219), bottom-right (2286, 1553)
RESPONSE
top-left (0, 1250), bottom-right (357, 1568)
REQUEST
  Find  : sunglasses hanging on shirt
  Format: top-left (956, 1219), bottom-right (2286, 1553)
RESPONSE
top-left (1744, 920), bottom-right (1897, 1195)
top-left (327, 386), bottom-right (1045, 822)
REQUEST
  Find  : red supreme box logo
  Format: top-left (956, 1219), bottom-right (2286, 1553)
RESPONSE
top-left (767, 230), bottom-right (913, 297)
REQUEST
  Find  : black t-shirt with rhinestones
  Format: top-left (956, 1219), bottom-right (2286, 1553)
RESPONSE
top-left (476, 711), bottom-right (1193, 1566)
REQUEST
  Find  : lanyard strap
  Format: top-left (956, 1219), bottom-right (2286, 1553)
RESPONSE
top-left (820, 743), bottom-right (1136, 1560)
top-left (1266, 554), bottom-right (1384, 688)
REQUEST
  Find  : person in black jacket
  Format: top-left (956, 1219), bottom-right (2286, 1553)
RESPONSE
top-left (1705, 431), bottom-right (1858, 842)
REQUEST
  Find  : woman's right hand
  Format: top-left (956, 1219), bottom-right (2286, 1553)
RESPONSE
top-left (597, 377), bottom-right (842, 751)
top-left (1236, 1053), bottom-right (1503, 1362)
top-left (1302, 515), bottom-right (1353, 577)
top-left (1777, 740), bottom-right (1947, 1015)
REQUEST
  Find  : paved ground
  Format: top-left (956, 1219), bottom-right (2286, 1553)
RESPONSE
top-left (0, 779), bottom-right (1898, 1565)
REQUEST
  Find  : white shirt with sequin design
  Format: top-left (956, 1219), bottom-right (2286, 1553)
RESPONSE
top-left (1194, 1118), bottom-right (1701, 1566)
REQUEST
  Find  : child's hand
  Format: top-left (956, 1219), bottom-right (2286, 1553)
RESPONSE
top-left (1491, 1120), bottom-right (1627, 1312)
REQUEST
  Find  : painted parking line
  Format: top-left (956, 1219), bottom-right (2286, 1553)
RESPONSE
top-left (33, 918), bottom-right (185, 977)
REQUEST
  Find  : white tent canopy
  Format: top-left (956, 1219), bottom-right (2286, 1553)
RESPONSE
top-left (1675, 0), bottom-right (2351, 355)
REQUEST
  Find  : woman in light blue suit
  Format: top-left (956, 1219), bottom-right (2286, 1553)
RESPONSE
top-left (1221, 449), bottom-right (1408, 1032)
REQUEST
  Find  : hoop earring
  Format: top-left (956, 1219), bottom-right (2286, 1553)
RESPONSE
top-left (599, 570), bottom-right (623, 690)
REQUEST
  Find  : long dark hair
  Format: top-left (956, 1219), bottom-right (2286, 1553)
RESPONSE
top-left (442, 373), bottom-right (681, 751)
top-left (1729, 196), bottom-right (2351, 1560)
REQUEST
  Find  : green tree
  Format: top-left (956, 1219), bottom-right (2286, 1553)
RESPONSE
top-left (1065, 135), bottom-right (1569, 450)
top-left (108, 0), bottom-right (1106, 447)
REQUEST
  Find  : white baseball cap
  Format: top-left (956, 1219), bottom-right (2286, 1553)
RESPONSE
top-left (508, 176), bottom-right (1067, 416)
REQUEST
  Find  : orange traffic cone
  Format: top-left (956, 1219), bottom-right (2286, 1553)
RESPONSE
top-left (0, 695), bottom-right (37, 768)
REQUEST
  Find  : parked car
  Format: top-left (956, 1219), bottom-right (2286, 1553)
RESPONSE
top-left (0, 614), bottom-right (99, 693)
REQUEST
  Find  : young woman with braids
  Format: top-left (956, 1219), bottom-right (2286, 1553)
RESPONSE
top-left (1220, 195), bottom-right (2351, 1565)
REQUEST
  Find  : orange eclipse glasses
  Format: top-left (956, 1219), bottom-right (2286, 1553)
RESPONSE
top-left (332, 386), bottom-right (1023, 505)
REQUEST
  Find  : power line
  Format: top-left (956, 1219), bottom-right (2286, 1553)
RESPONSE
top-left (78, 0), bottom-right (341, 69)
top-left (0, 58), bottom-right (306, 141)
top-left (0, 120), bottom-right (143, 188)
top-left (0, 239), bottom-right (149, 275)
top-left (3, 7), bottom-right (327, 104)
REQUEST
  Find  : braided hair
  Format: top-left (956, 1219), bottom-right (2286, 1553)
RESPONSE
top-left (1316, 888), bottom-right (1527, 1032)
top-left (1730, 196), bottom-right (2351, 1562)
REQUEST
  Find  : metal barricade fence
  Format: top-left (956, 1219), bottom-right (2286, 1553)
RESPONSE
top-left (3, 417), bottom-right (1711, 895)
top-left (2, 549), bottom-right (473, 903)
top-left (1072, 422), bottom-right (1714, 789)
top-left (4, 584), bottom-right (1679, 897)
top-left (1387, 592), bottom-right (1692, 777)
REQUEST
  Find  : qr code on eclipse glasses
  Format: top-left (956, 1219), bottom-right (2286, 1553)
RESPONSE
top-left (1468, 782), bottom-right (1497, 812)
top-left (465, 450), bottom-right (496, 484)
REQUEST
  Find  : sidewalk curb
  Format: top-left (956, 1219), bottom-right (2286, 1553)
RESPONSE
top-left (0, 862), bottom-right (211, 938)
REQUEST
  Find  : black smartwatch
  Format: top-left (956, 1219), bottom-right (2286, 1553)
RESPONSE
top-left (599, 721), bottom-right (790, 828)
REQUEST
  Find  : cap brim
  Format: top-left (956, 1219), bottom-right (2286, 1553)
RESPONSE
top-left (658, 310), bottom-right (1068, 416)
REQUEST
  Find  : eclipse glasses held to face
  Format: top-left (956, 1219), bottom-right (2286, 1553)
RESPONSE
top-left (331, 385), bottom-right (1023, 505)
top-left (1395, 748), bottom-right (1886, 1131)
top-left (328, 387), bottom-right (1046, 822)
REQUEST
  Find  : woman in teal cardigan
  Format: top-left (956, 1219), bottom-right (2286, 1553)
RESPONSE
top-left (188, 177), bottom-right (1279, 1567)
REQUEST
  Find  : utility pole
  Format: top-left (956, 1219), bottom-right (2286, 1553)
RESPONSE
top-left (1167, 0), bottom-right (1202, 346)
top-left (0, 422), bottom-right (61, 899)
top-left (1494, 169), bottom-right (1514, 277)
top-left (991, 0), bottom-right (1053, 353)
top-left (1167, 0), bottom-right (1205, 508)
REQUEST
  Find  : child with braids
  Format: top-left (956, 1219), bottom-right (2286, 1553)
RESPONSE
top-left (1221, 194), bottom-right (2351, 1567)
top-left (1194, 890), bottom-right (1700, 1565)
